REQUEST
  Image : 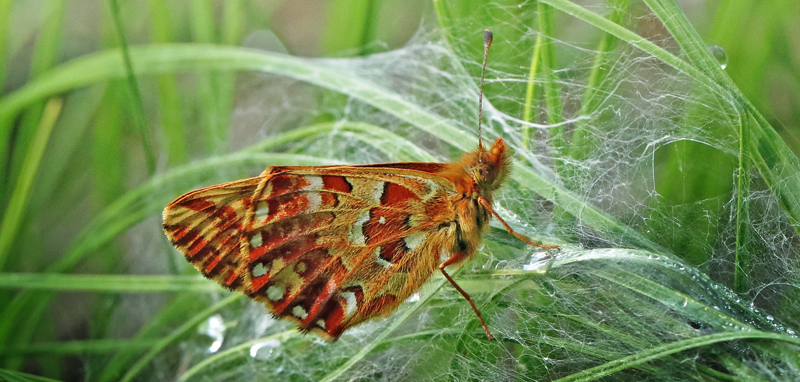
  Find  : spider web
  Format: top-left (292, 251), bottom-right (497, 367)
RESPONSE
top-left (152, 2), bottom-right (800, 381)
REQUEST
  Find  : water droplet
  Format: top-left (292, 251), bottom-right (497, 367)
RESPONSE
top-left (708, 45), bottom-right (728, 69)
top-left (250, 338), bottom-right (282, 360)
top-left (199, 314), bottom-right (226, 353)
top-left (523, 253), bottom-right (553, 273)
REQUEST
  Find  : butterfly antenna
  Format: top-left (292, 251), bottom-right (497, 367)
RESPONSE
top-left (477, 28), bottom-right (493, 150)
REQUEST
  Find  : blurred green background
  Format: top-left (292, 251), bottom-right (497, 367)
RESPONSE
top-left (1, 0), bottom-right (800, 381)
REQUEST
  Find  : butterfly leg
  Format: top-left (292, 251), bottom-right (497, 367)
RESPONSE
top-left (439, 254), bottom-right (494, 340)
top-left (477, 196), bottom-right (559, 250)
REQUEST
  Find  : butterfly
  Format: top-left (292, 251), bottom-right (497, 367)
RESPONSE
top-left (162, 29), bottom-right (558, 341)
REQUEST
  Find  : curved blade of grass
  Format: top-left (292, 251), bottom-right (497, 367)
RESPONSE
top-left (735, 108), bottom-right (750, 293)
top-left (119, 294), bottom-right (241, 382)
top-left (1, 1), bottom-right (63, 196)
top-left (0, 0), bottom-right (10, 93)
top-left (0, 43), bottom-right (662, 252)
top-left (1, 339), bottom-right (160, 356)
top-left (98, 295), bottom-right (210, 382)
top-left (177, 330), bottom-right (297, 382)
top-left (569, 0), bottom-right (631, 161)
top-left (642, 0), bottom-right (733, 88)
top-left (0, 98), bottom-right (62, 270)
top-left (539, 0), bottom-right (722, 97)
top-left (147, 0), bottom-right (187, 165)
top-left (536, 1), bottom-right (565, 152)
top-left (0, 273), bottom-right (215, 293)
top-left (242, 120), bottom-right (437, 162)
top-left (0, 368), bottom-right (63, 382)
top-left (108, 0), bottom-right (155, 173)
top-left (561, 249), bottom-right (793, 334)
top-left (521, 30), bottom-right (543, 147)
top-left (555, 331), bottom-right (800, 382)
top-left (541, 0), bottom-right (800, 240)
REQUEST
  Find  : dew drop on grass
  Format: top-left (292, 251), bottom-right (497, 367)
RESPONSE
top-left (198, 314), bottom-right (226, 353)
top-left (708, 45), bottom-right (728, 69)
top-left (523, 252), bottom-right (553, 273)
top-left (250, 338), bottom-right (283, 361)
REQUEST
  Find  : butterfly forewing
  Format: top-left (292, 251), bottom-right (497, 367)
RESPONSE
top-left (163, 165), bottom-right (460, 339)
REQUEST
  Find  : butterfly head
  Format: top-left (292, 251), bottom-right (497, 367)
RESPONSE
top-left (469, 138), bottom-right (512, 194)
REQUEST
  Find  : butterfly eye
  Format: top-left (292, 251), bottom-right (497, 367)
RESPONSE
top-left (477, 165), bottom-right (491, 180)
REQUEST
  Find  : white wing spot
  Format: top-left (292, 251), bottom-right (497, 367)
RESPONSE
top-left (306, 193), bottom-right (322, 211)
top-left (369, 182), bottom-right (385, 204)
top-left (250, 234), bottom-right (263, 248)
top-left (404, 231), bottom-right (427, 251)
top-left (252, 263), bottom-right (268, 277)
top-left (302, 176), bottom-right (324, 191)
top-left (255, 202), bottom-right (270, 220)
top-left (348, 209), bottom-right (370, 245)
top-left (266, 284), bottom-right (285, 301)
top-left (341, 292), bottom-right (358, 319)
top-left (373, 246), bottom-right (393, 268)
top-left (292, 305), bottom-right (308, 319)
top-left (295, 262), bottom-right (307, 273)
top-left (316, 319), bottom-right (326, 329)
top-left (379, 216), bottom-right (386, 224)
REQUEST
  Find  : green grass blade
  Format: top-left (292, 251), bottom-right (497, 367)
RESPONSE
top-left (176, 330), bottom-right (297, 382)
top-left (569, 0), bottom-right (631, 161)
top-left (320, 0), bottom-right (370, 56)
top-left (1, 0), bottom-right (63, 205)
top-left (108, 0), bottom-right (156, 174)
top-left (148, 0), bottom-right (188, 165)
top-left (521, 31), bottom-right (542, 147)
top-left (539, 0), bottom-right (719, 93)
top-left (119, 295), bottom-right (240, 382)
top-left (0, 99), bottom-right (62, 270)
top-left (0, 368), bottom-right (63, 382)
top-left (734, 110), bottom-right (751, 293)
top-left (537, 2), bottom-right (565, 149)
top-left (555, 331), bottom-right (800, 382)
top-left (97, 295), bottom-right (211, 382)
top-left (0, 0), bottom-right (10, 93)
top-left (0, 273), bottom-right (215, 293)
top-left (1, 339), bottom-right (160, 356)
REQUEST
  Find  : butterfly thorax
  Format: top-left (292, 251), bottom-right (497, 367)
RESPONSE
top-left (438, 138), bottom-right (512, 258)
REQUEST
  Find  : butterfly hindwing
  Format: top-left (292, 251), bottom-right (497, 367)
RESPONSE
top-left (163, 177), bottom-right (260, 290)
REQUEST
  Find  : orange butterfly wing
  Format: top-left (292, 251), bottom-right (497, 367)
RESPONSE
top-left (163, 164), bottom-right (460, 339)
